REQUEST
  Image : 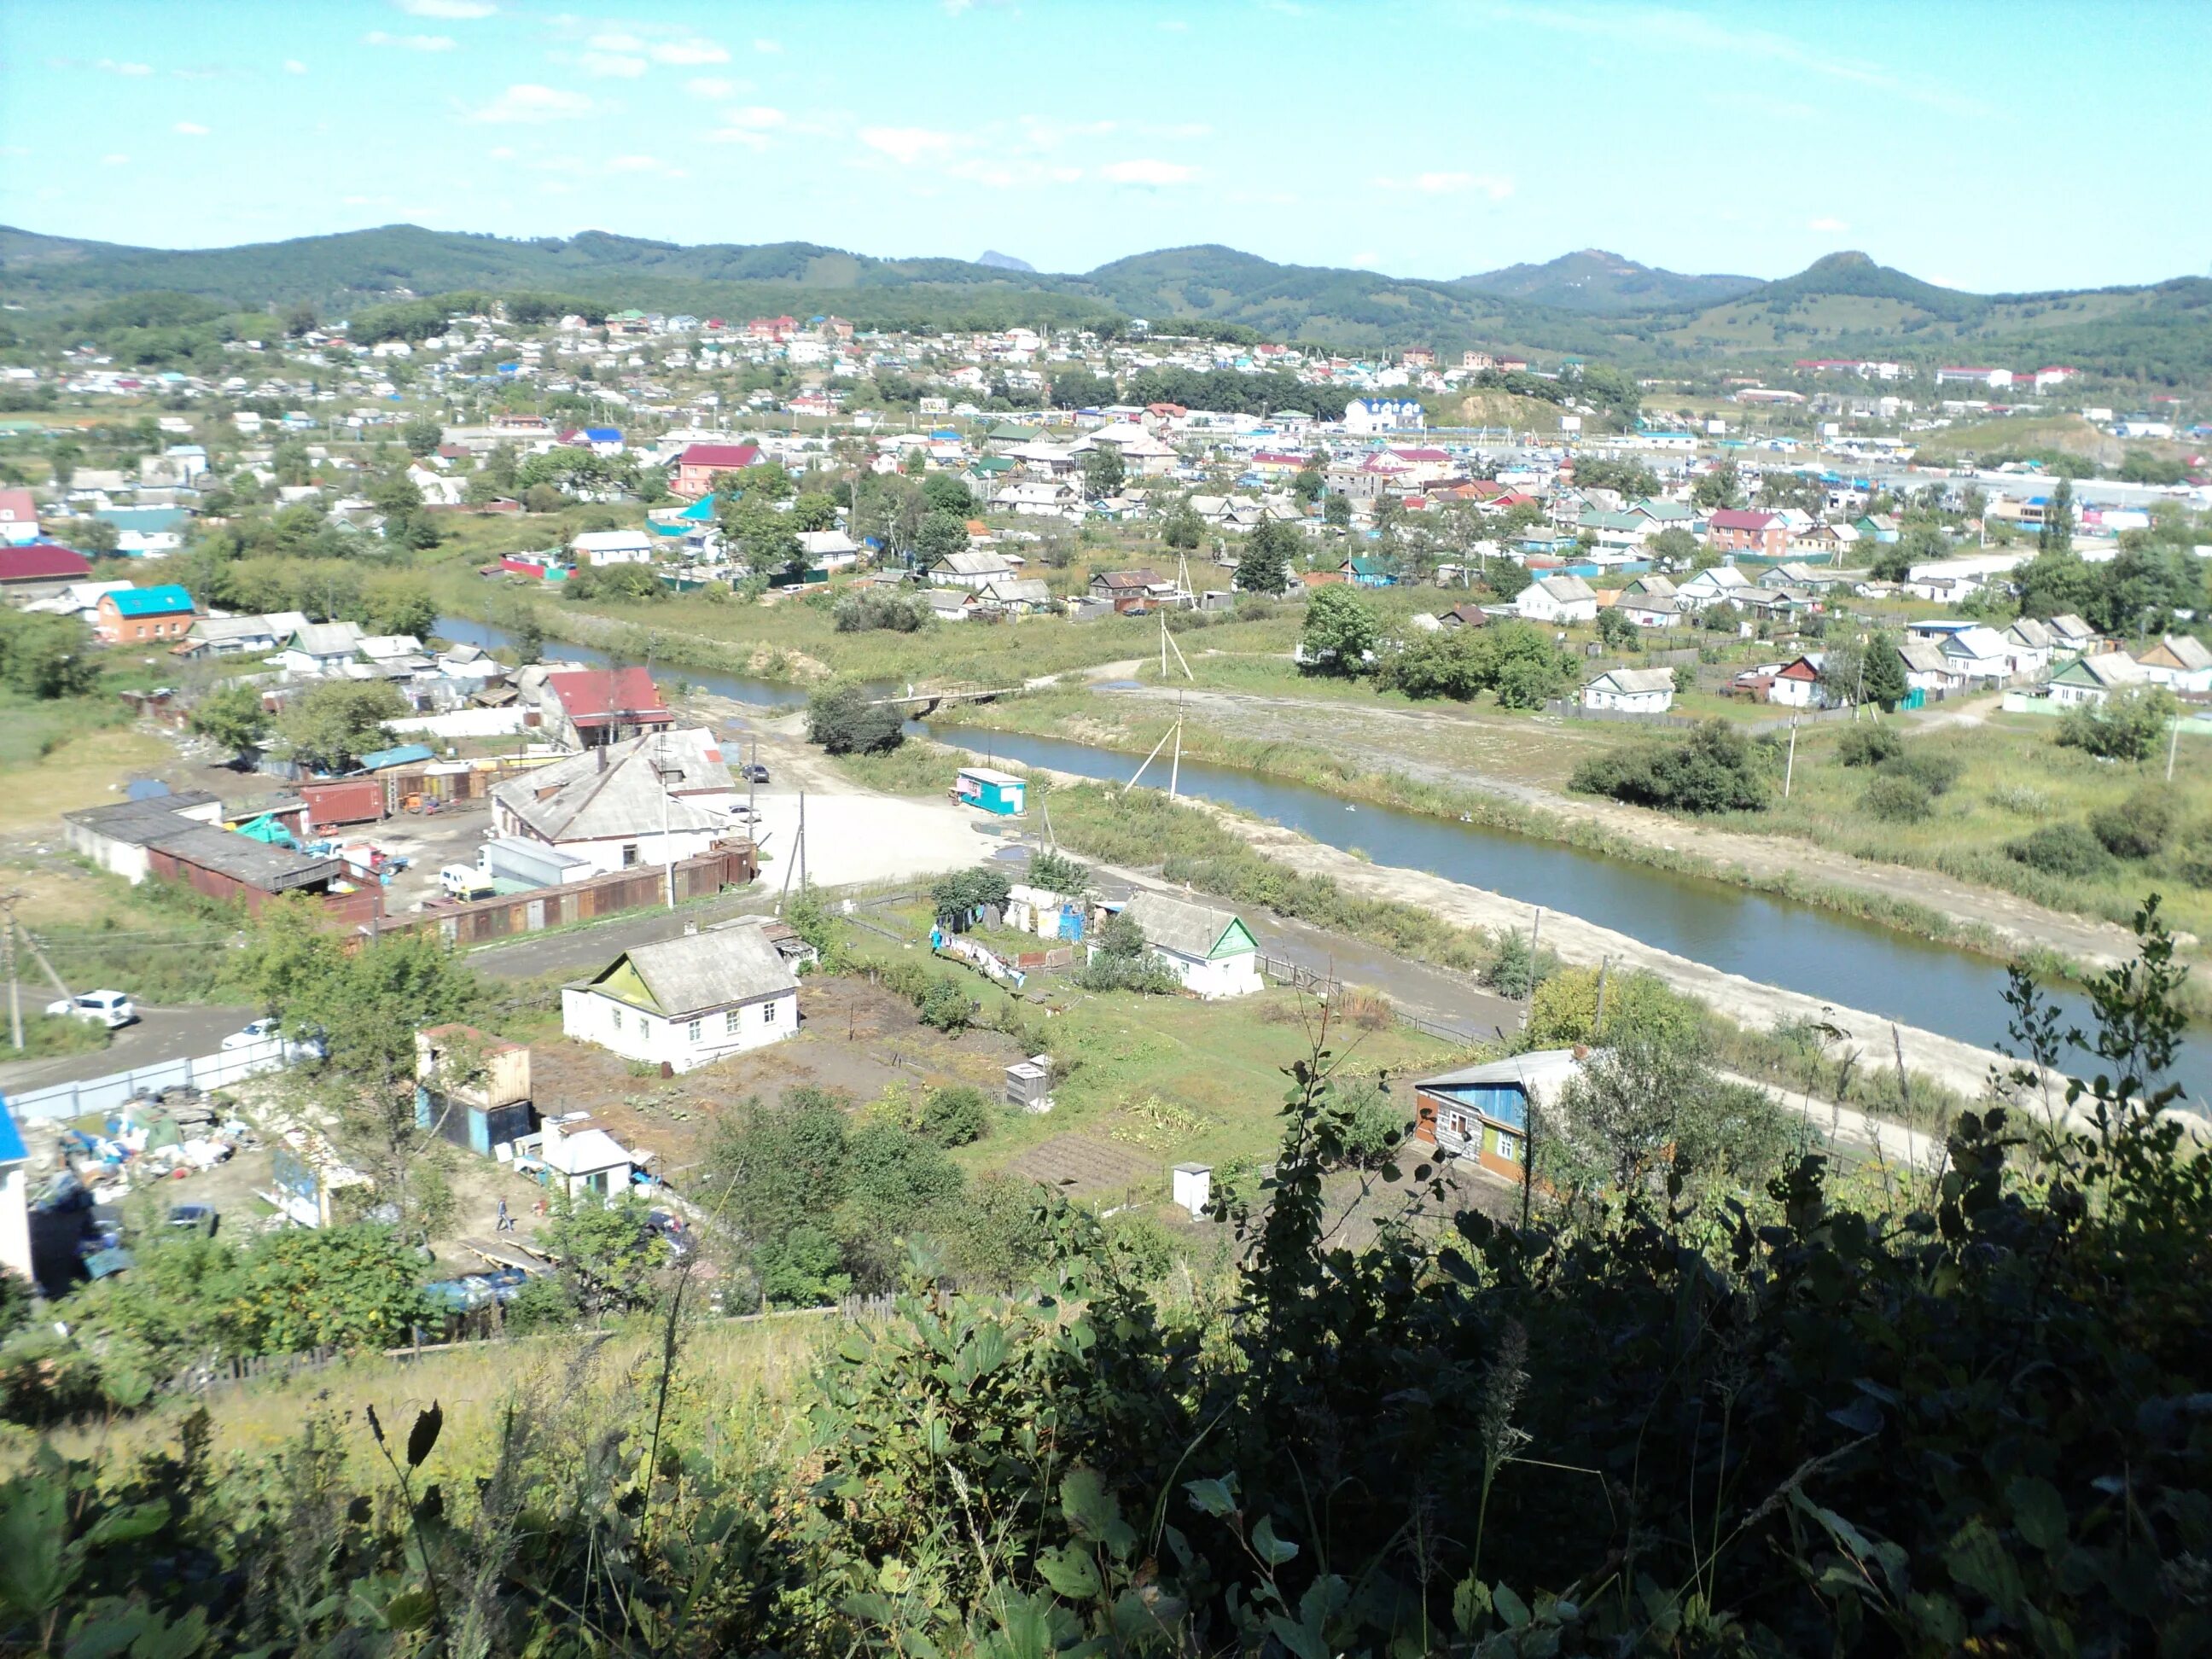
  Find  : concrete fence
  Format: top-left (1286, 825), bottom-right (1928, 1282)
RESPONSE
top-left (5, 1036), bottom-right (288, 1123)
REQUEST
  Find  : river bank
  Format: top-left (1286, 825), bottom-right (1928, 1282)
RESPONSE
top-left (923, 678), bottom-right (2159, 979)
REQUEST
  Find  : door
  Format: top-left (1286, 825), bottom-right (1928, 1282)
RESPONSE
top-left (526, 899), bottom-right (546, 932)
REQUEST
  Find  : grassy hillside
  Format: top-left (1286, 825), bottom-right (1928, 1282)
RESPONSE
top-left (5, 224), bottom-right (2209, 381)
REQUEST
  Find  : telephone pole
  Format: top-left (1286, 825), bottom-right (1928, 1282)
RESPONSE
top-left (1, 894), bottom-right (21, 1052)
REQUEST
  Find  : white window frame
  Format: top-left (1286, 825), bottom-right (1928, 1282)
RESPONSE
top-left (608, 1005), bottom-right (622, 1033)
top-left (686, 1018), bottom-right (702, 1043)
top-left (761, 999), bottom-right (777, 1024)
top-left (725, 1008), bottom-right (742, 1035)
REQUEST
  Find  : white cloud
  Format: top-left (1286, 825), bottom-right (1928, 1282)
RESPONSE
top-left (588, 32), bottom-right (643, 50)
top-left (946, 156), bottom-right (1084, 189)
top-left (469, 83), bottom-right (594, 122)
top-left (685, 75), bottom-right (748, 98)
top-left (397, 0), bottom-right (496, 16)
top-left (753, 38), bottom-right (782, 52)
top-left (860, 125), bottom-right (955, 163)
top-left (1808, 215), bottom-right (1849, 232)
top-left (1101, 158), bottom-right (1196, 185)
top-left (708, 127), bottom-right (773, 149)
top-left (605, 154), bottom-right (667, 172)
top-left (282, 58), bottom-right (308, 73)
top-left (363, 31), bottom-right (457, 50)
top-left (1349, 251), bottom-right (1378, 267)
top-left (488, 145), bottom-right (515, 159)
top-left (101, 154), bottom-right (131, 166)
top-left (579, 50), bottom-right (647, 76)
top-left (93, 58), bottom-right (154, 75)
top-left (173, 121), bottom-right (210, 136)
top-left (1372, 170), bottom-right (1512, 199)
top-left (649, 38), bottom-right (729, 64)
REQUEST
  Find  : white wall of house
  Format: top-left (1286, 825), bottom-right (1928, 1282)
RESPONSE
top-left (0, 1160), bottom-right (29, 1288)
top-left (1582, 684), bottom-right (1674, 713)
top-left (561, 985), bottom-right (798, 1074)
top-left (1767, 673), bottom-right (1823, 707)
top-left (1155, 946), bottom-right (1262, 1000)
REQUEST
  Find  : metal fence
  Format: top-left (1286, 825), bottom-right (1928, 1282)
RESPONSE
top-left (5, 1036), bottom-right (288, 1123)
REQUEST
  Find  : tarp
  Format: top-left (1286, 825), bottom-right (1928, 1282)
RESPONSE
top-left (233, 812), bottom-right (297, 847)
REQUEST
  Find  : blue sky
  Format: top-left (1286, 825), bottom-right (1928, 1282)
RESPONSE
top-left (3, 0), bottom-right (2205, 292)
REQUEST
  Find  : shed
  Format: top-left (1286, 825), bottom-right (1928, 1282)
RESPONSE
top-left (1004, 1055), bottom-right (1054, 1113)
top-left (1172, 1162), bottom-right (1212, 1217)
top-left (480, 836), bottom-right (596, 889)
top-left (533, 1115), bottom-right (633, 1200)
top-left (955, 765), bottom-right (1027, 816)
top-left (415, 1024), bottom-right (537, 1156)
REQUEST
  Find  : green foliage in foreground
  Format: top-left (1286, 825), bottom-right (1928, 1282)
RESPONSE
top-left (1569, 718), bottom-right (1774, 814)
top-left (3, 902), bottom-right (2208, 1655)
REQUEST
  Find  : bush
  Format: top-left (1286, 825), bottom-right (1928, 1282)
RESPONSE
top-left (1569, 719), bottom-right (1770, 814)
top-left (2009, 820), bottom-right (2117, 879)
top-left (1862, 773), bottom-right (1935, 823)
top-left (806, 683), bottom-right (904, 755)
top-left (916, 978), bottom-right (974, 1033)
top-left (1877, 747), bottom-right (1962, 797)
top-left (919, 1085), bottom-right (992, 1147)
top-left (833, 590), bottom-right (930, 633)
top-left (2089, 785), bottom-right (2176, 860)
top-left (1335, 1076), bottom-right (1408, 1168)
top-left (2058, 687), bottom-right (2176, 760)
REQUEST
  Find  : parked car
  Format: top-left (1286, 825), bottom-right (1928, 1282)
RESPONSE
top-left (220, 1017), bottom-right (328, 1060)
top-left (440, 864), bottom-right (497, 900)
top-left (738, 763), bottom-right (770, 783)
top-left (166, 1202), bottom-right (218, 1236)
top-left (46, 990), bottom-right (136, 1028)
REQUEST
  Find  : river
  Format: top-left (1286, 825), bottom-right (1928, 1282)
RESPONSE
top-left (439, 615), bottom-right (2203, 1102)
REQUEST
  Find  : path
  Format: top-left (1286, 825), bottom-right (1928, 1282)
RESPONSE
top-left (1086, 679), bottom-right (2143, 969)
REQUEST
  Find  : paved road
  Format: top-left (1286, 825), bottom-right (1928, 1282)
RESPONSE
top-left (0, 1004), bottom-right (258, 1092)
top-left (468, 891), bottom-right (779, 981)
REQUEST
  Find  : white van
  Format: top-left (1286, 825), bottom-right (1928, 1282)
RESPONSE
top-left (48, 990), bottom-right (137, 1028)
top-left (440, 864), bottom-right (497, 900)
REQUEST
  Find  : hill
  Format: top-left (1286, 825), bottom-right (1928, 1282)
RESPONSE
top-left (3, 224), bottom-right (2208, 381)
top-left (1452, 247), bottom-right (1761, 311)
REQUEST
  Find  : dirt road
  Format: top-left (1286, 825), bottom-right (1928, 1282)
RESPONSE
top-left (1093, 680), bottom-right (2143, 969)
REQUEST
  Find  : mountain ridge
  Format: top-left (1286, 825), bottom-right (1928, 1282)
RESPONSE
top-left (3, 224), bottom-right (2206, 381)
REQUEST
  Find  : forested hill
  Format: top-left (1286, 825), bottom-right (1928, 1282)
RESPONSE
top-left (4, 224), bottom-right (2208, 382)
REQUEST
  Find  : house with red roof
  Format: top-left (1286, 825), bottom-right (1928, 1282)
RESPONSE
top-left (0, 542), bottom-right (92, 586)
top-left (669, 442), bottom-right (762, 499)
top-left (0, 489), bottom-right (42, 547)
top-left (1705, 508), bottom-right (1786, 558)
top-left (538, 667), bottom-right (673, 749)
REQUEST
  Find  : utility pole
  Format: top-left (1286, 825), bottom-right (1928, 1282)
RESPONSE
top-left (1521, 906), bottom-right (1543, 1033)
top-left (1, 894), bottom-right (20, 1053)
top-left (2169, 708), bottom-right (2182, 784)
top-left (797, 789), bottom-right (807, 893)
top-left (1784, 713), bottom-right (1800, 799)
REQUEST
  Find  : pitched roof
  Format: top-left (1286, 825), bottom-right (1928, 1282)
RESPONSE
top-left (1708, 509), bottom-right (1778, 531)
top-left (1123, 890), bottom-right (1254, 961)
top-left (2046, 613), bottom-right (2095, 641)
top-left (1534, 573), bottom-right (1596, 602)
top-left (2056, 652), bottom-right (2145, 689)
top-left (492, 730), bottom-right (730, 842)
top-left (285, 620), bottom-right (364, 658)
top-left (1587, 667), bottom-right (1676, 695)
top-left (545, 666), bottom-right (669, 726)
top-left (106, 584), bottom-right (195, 617)
top-left (585, 922), bottom-right (797, 1016)
top-left (0, 487), bottom-right (40, 525)
top-left (0, 543), bottom-right (92, 583)
top-left (675, 442), bottom-right (760, 469)
top-left (2146, 633), bottom-right (2212, 672)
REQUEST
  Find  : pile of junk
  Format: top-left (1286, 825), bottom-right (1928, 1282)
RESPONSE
top-left (27, 1088), bottom-right (259, 1281)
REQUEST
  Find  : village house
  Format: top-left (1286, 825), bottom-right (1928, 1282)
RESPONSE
top-left (569, 529), bottom-right (655, 567)
top-left (990, 478), bottom-right (1083, 516)
top-left (93, 584), bottom-right (196, 645)
top-left (667, 442), bottom-right (760, 499)
top-left (931, 550), bottom-right (1020, 589)
top-left (562, 921), bottom-right (800, 1074)
top-left (529, 665), bottom-right (672, 748)
top-left (531, 1115), bottom-right (636, 1201)
top-left (1939, 626), bottom-right (2018, 685)
top-left (490, 728), bottom-right (736, 876)
top-left (276, 621), bottom-right (367, 678)
top-left (1089, 568), bottom-right (1174, 610)
top-left (1343, 397), bottom-right (1425, 434)
top-left (1413, 1050), bottom-right (1583, 1179)
top-left (1515, 573), bottom-right (1598, 625)
top-left (2046, 614), bottom-right (2098, 655)
top-left (63, 793), bottom-right (376, 921)
top-left (1704, 508), bottom-right (1788, 559)
top-left (1580, 667), bottom-right (1678, 713)
top-left (1615, 573), bottom-right (1682, 629)
top-left (1766, 655), bottom-right (1828, 707)
top-left (1675, 564), bottom-right (1756, 611)
top-left (1115, 891), bottom-right (1263, 1000)
top-left (2046, 650), bottom-right (2147, 707)
top-left (2133, 634), bottom-right (2212, 694)
top-left (2002, 617), bottom-right (2057, 679)
top-left (974, 576), bottom-right (1055, 617)
top-left (0, 488), bottom-right (42, 546)
top-left (1897, 637), bottom-right (1955, 697)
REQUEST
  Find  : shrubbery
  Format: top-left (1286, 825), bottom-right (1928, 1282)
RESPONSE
top-left (2058, 686), bottom-right (2175, 760)
top-left (1862, 772), bottom-right (1936, 823)
top-left (2089, 784), bottom-right (2175, 860)
top-left (806, 682), bottom-right (904, 755)
top-left (1569, 719), bottom-right (1772, 813)
top-left (2009, 820), bottom-right (2116, 878)
top-left (832, 590), bottom-right (931, 633)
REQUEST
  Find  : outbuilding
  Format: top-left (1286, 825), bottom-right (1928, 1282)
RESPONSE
top-left (562, 921), bottom-right (800, 1074)
top-left (954, 766), bottom-right (1027, 816)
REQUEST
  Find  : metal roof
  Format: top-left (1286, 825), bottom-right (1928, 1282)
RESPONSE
top-left (584, 923), bottom-right (797, 1016)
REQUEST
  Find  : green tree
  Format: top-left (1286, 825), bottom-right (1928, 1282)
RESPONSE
top-left (920, 473), bottom-right (974, 516)
top-left (790, 492), bottom-right (839, 533)
top-left (186, 678), bottom-right (270, 758)
top-left (1691, 460), bottom-right (1742, 509)
top-left (1234, 518), bottom-right (1296, 596)
top-left (1541, 1028), bottom-right (1793, 1197)
top-left (913, 509), bottom-right (970, 568)
top-left (1595, 605), bottom-right (1637, 649)
top-left (806, 683), bottom-right (904, 755)
top-left (1289, 467), bottom-right (1325, 504)
top-left (360, 573), bottom-right (436, 638)
top-left (2039, 474), bottom-right (2075, 554)
top-left (543, 1195), bottom-right (670, 1314)
top-left (1861, 632), bottom-right (1910, 712)
top-left (1647, 526), bottom-right (1698, 568)
top-left (1570, 719), bottom-right (1771, 813)
top-left (400, 417), bottom-right (442, 457)
top-left (1161, 506), bottom-right (1203, 550)
top-left (0, 613), bottom-right (100, 699)
top-left (2058, 686), bottom-right (2176, 762)
top-left (1081, 444), bottom-right (1126, 501)
top-left (1298, 586), bottom-right (1378, 674)
top-left (275, 679), bottom-right (407, 771)
top-left (1322, 492), bottom-right (1352, 531)
top-left (224, 1225), bottom-right (433, 1355)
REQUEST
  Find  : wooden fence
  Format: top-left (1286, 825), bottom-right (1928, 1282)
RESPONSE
top-left (368, 843), bottom-right (759, 948)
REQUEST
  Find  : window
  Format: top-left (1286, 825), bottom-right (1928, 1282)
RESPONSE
top-left (686, 1019), bottom-right (702, 1043)
top-left (725, 1009), bottom-right (742, 1035)
top-left (608, 1007), bottom-right (622, 1033)
top-left (761, 1000), bottom-right (777, 1024)
top-left (620, 843), bottom-right (639, 868)
top-left (1493, 1132), bottom-right (1520, 1163)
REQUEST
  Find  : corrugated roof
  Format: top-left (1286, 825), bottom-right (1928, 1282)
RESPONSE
top-left (587, 923), bottom-right (796, 1016)
top-left (492, 729), bottom-right (731, 842)
top-left (1124, 891), bottom-right (1251, 961)
top-left (0, 544), bottom-right (91, 583)
top-left (107, 584), bottom-right (195, 617)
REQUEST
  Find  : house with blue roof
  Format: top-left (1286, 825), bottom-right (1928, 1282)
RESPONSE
top-left (0, 1097), bottom-right (26, 1287)
top-left (94, 583), bottom-right (196, 644)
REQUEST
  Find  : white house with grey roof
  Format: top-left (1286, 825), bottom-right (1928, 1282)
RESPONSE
top-left (490, 729), bottom-right (740, 877)
top-left (562, 920), bottom-right (800, 1072)
top-left (1515, 573), bottom-right (1598, 625)
top-left (1580, 667), bottom-right (1677, 713)
top-left (1116, 891), bottom-right (1262, 1000)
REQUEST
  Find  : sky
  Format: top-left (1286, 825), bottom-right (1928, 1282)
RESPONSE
top-left (3, 0), bottom-right (2207, 294)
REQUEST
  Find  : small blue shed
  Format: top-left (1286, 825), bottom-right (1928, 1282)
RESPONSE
top-left (955, 766), bottom-right (1026, 816)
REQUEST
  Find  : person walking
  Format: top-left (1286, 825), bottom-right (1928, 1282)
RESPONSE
top-left (496, 1197), bottom-right (511, 1233)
